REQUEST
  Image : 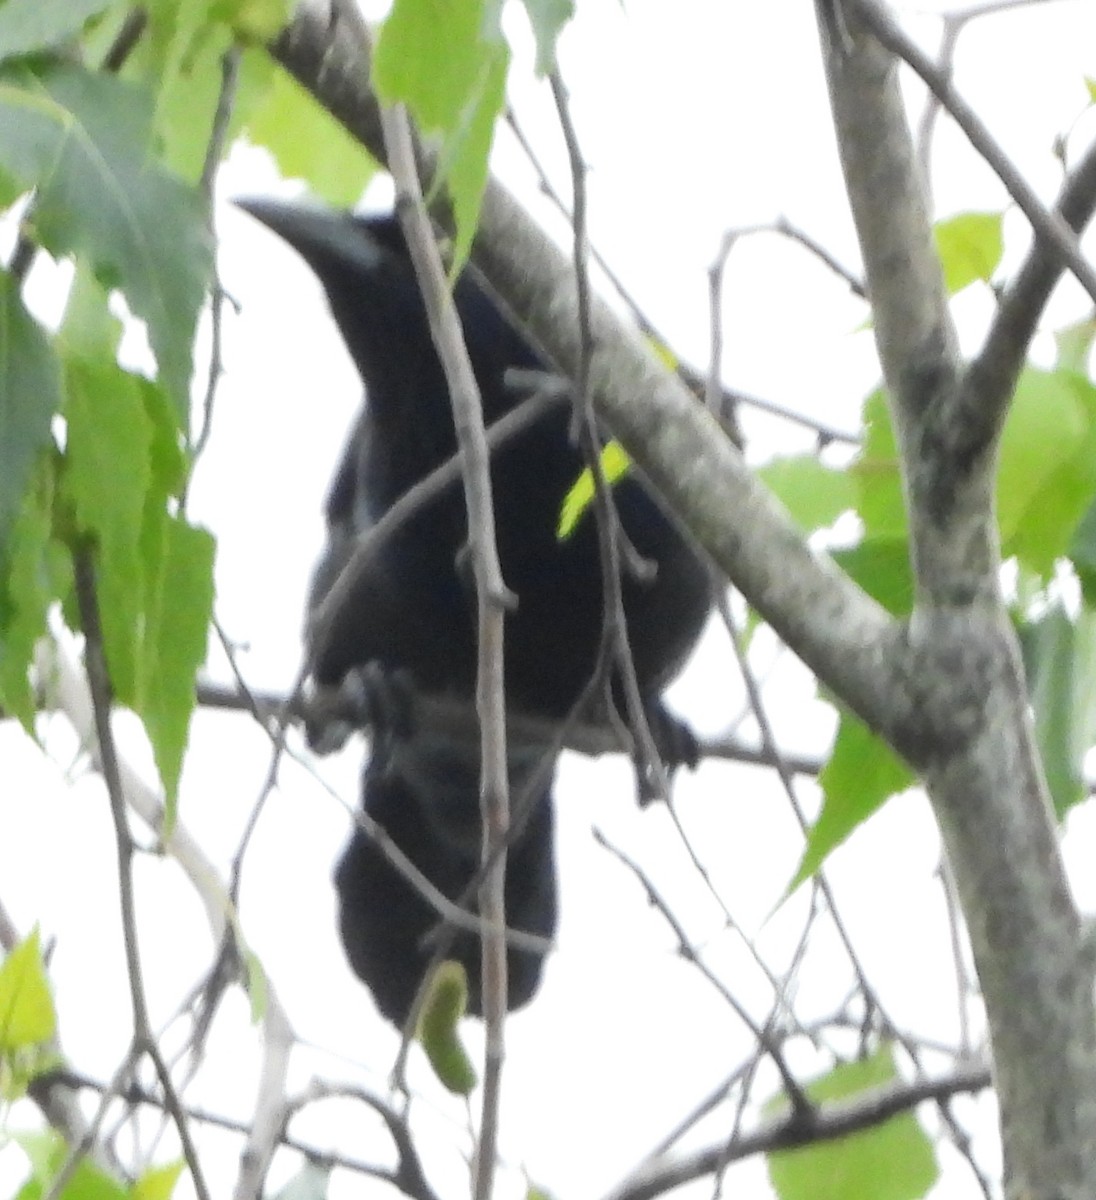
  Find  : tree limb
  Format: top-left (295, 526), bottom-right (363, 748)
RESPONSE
top-left (817, 4), bottom-right (1096, 1197)
top-left (604, 1062), bottom-right (991, 1200)
top-left (268, 0), bottom-right (903, 743)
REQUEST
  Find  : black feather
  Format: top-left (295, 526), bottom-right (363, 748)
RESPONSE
top-left (238, 200), bottom-right (710, 1025)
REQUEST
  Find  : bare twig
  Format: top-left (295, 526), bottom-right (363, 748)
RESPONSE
top-left (35, 626), bottom-right (297, 1200)
top-left (193, 675), bottom-right (829, 776)
top-left (233, 992), bottom-right (294, 1200)
top-left (68, 552), bottom-right (212, 1200)
top-left (547, 68), bottom-right (673, 805)
top-left (40, 1068), bottom-right (444, 1200)
top-left (306, 384), bottom-right (566, 677)
top-left (849, 0), bottom-right (1096, 306)
top-left (504, 107), bottom-right (864, 440)
top-left (603, 1063), bottom-right (991, 1200)
top-left (715, 589), bottom-right (883, 1017)
top-left (379, 97), bottom-right (511, 1200)
top-left (189, 45), bottom-right (244, 485)
top-left (593, 827), bottom-right (812, 1117)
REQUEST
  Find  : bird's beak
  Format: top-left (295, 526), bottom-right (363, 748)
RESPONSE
top-left (234, 197), bottom-right (386, 275)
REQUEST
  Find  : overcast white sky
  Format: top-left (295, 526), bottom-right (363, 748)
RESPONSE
top-left (4, 3), bottom-right (1096, 1199)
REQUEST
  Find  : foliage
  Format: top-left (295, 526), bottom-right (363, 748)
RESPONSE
top-left (0, 0), bottom-right (375, 804)
top-left (417, 960), bottom-right (477, 1095)
top-left (0, 929), bottom-right (56, 1099)
top-left (765, 1047), bottom-right (938, 1200)
top-left (10, 1129), bottom-right (181, 1200)
top-left (557, 441), bottom-right (632, 540)
top-left (765, 266), bottom-right (1096, 854)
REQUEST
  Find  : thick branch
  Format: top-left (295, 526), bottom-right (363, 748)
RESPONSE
top-left (962, 139), bottom-right (1096, 449)
top-left (381, 98), bottom-right (511, 1200)
top-left (849, 0), bottom-right (1096, 307)
top-left (268, 8), bottom-right (1096, 1196)
top-left (606, 1063), bottom-right (991, 1200)
top-left (817, 6), bottom-right (1096, 1199)
top-left (270, 0), bottom-right (901, 744)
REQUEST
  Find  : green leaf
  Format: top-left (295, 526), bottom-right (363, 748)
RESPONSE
top-left (851, 389), bottom-right (907, 541)
top-left (417, 960), bottom-right (477, 1095)
top-left (934, 211), bottom-right (1003, 294)
top-left (0, 62), bottom-right (213, 414)
top-left (558, 441), bottom-right (631, 540)
top-left (59, 262), bottom-right (124, 359)
top-left (0, 456), bottom-right (70, 732)
top-left (1069, 499), bottom-right (1096, 604)
top-left (1018, 604), bottom-right (1096, 819)
top-left (62, 355), bottom-right (152, 703)
top-left (13, 1130), bottom-right (128, 1200)
top-left (60, 352), bottom-right (211, 804)
top-left (138, 514), bottom-right (215, 809)
top-left (766, 1046), bottom-right (938, 1200)
top-left (141, 368), bottom-right (188, 502)
top-left (0, 0), bottom-right (114, 61)
top-left (1055, 316), bottom-right (1096, 375)
top-left (133, 15), bottom-right (277, 182)
top-left (0, 929), bottom-right (55, 1052)
top-left (375, 0), bottom-right (487, 130)
top-left (831, 539), bottom-right (914, 616)
top-left (1086, 77), bottom-right (1096, 106)
top-left (997, 367), bottom-right (1096, 577)
top-left (439, 39), bottom-right (507, 270)
top-left (374, 0), bottom-right (509, 268)
top-left (518, 0), bottom-right (574, 75)
top-left (0, 270), bottom-right (64, 548)
top-left (758, 456), bottom-right (854, 534)
top-left (221, 0), bottom-right (294, 44)
top-left (854, 368), bottom-right (1096, 585)
top-left (244, 62), bottom-right (376, 207)
top-left (789, 714), bottom-right (914, 891)
top-left (132, 1161), bottom-right (184, 1200)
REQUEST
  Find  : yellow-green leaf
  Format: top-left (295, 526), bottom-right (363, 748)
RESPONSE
top-left (759, 456), bottom-right (854, 534)
top-left (417, 960), bottom-right (477, 1095)
top-left (374, 0), bottom-right (508, 270)
top-left (0, 928), bottom-right (56, 1052)
top-left (245, 65), bottom-right (376, 207)
top-left (788, 714), bottom-right (914, 892)
top-left (557, 442), bottom-right (632, 540)
top-left (766, 1046), bottom-right (938, 1200)
top-left (133, 1160), bottom-right (184, 1200)
top-left (934, 211), bottom-right (1003, 294)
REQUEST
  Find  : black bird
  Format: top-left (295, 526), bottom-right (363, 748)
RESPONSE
top-left (238, 199), bottom-right (711, 1027)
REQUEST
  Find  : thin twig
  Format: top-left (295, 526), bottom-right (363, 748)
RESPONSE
top-left (188, 45), bottom-right (244, 489)
top-left (40, 1068), bottom-right (444, 1200)
top-left (307, 386), bottom-right (566, 676)
top-left (379, 99), bottom-right (511, 1200)
top-left (69, 552), bottom-right (212, 1200)
top-left (191, 675), bottom-right (830, 776)
top-left (603, 1063), bottom-right (991, 1200)
top-left (716, 588), bottom-right (882, 1014)
top-left (850, 0), bottom-right (1096, 306)
top-left (503, 107), bottom-right (864, 440)
top-left (593, 827), bottom-right (812, 1118)
top-left (547, 68), bottom-right (672, 805)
